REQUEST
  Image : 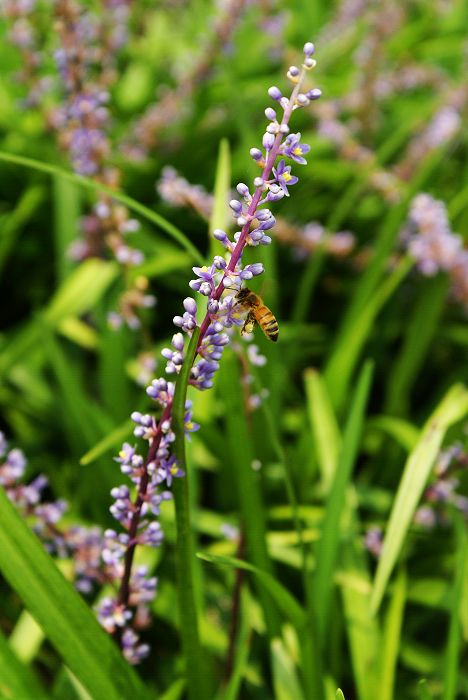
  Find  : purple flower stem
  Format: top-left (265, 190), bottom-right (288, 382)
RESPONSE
top-left (117, 402), bottom-right (172, 608)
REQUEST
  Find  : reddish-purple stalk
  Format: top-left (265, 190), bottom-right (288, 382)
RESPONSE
top-left (116, 69), bottom-right (306, 613)
top-left (117, 402), bottom-right (172, 608)
top-left (197, 74), bottom-right (305, 347)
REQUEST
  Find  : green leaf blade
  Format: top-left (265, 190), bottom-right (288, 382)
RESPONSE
top-left (371, 384), bottom-right (468, 613)
top-left (0, 488), bottom-right (149, 700)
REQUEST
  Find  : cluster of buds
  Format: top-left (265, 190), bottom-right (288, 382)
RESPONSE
top-left (3, 0), bottom-right (52, 107)
top-left (394, 86), bottom-right (466, 181)
top-left (97, 380), bottom-right (200, 661)
top-left (157, 166), bottom-right (215, 220)
top-left (0, 430), bottom-right (161, 664)
top-left (401, 194), bottom-right (468, 308)
top-left (0, 432), bottom-right (67, 543)
top-left (41, 0), bottom-right (148, 329)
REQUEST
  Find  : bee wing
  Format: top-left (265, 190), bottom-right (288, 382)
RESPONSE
top-left (241, 312), bottom-right (257, 336)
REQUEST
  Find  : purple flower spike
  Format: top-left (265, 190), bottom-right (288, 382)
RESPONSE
top-left (101, 42), bottom-right (323, 666)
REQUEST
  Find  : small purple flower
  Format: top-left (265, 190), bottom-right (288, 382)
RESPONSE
top-left (154, 454), bottom-right (184, 487)
top-left (161, 333), bottom-right (186, 374)
top-left (129, 566), bottom-right (158, 605)
top-left (110, 485), bottom-right (133, 525)
top-left (413, 506), bottom-right (437, 529)
top-left (214, 295), bottom-right (243, 328)
top-left (281, 133), bottom-right (311, 164)
top-left (96, 597), bottom-right (132, 633)
top-left (189, 264), bottom-right (218, 296)
top-left (364, 526), bottom-right (383, 558)
top-left (273, 159), bottom-right (299, 196)
top-left (173, 297), bottom-right (198, 333)
top-left (137, 520), bottom-right (165, 547)
top-left (102, 529), bottom-right (128, 568)
top-left (247, 344), bottom-right (267, 367)
top-left (146, 378), bottom-right (174, 406)
top-left (121, 628), bottom-right (150, 665)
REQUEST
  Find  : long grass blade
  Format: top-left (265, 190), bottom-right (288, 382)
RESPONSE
top-left (172, 327), bottom-right (212, 700)
top-left (371, 384), bottom-right (468, 613)
top-left (314, 360), bottom-right (374, 640)
top-left (0, 488), bottom-right (150, 700)
top-left (0, 150), bottom-right (203, 263)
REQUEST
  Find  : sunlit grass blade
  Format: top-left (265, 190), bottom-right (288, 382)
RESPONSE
top-left (159, 679), bottom-right (186, 700)
top-left (271, 637), bottom-right (305, 700)
top-left (0, 150), bottom-right (203, 263)
top-left (44, 258), bottom-right (118, 324)
top-left (0, 488), bottom-right (150, 700)
top-left (53, 175), bottom-right (80, 281)
top-left (133, 249), bottom-right (191, 279)
top-left (366, 415), bottom-right (419, 452)
top-left (442, 512), bottom-right (467, 700)
top-left (58, 316), bottom-right (98, 350)
top-left (209, 139), bottom-right (231, 255)
top-left (336, 689), bottom-right (345, 700)
top-left (371, 384), bottom-right (468, 613)
top-left (8, 610), bottom-right (44, 663)
top-left (80, 420), bottom-right (134, 465)
top-left (378, 568), bottom-right (407, 700)
top-left (339, 495), bottom-right (381, 700)
top-left (304, 367), bottom-right (342, 491)
top-left (0, 628), bottom-right (46, 699)
top-left (314, 360), bottom-right (374, 640)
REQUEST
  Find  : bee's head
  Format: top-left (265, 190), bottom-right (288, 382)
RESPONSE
top-left (236, 287), bottom-right (250, 301)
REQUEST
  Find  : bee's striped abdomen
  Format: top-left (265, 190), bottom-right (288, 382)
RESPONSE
top-left (256, 305), bottom-right (279, 342)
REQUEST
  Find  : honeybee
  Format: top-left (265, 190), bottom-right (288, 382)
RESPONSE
top-left (236, 288), bottom-right (279, 342)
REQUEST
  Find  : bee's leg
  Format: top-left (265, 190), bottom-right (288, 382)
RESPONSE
top-left (241, 311), bottom-right (257, 336)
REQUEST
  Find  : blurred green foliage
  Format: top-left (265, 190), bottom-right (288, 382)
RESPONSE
top-left (0, 0), bottom-right (467, 698)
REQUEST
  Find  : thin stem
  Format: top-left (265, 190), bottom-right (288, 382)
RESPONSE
top-left (171, 329), bottom-right (211, 699)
